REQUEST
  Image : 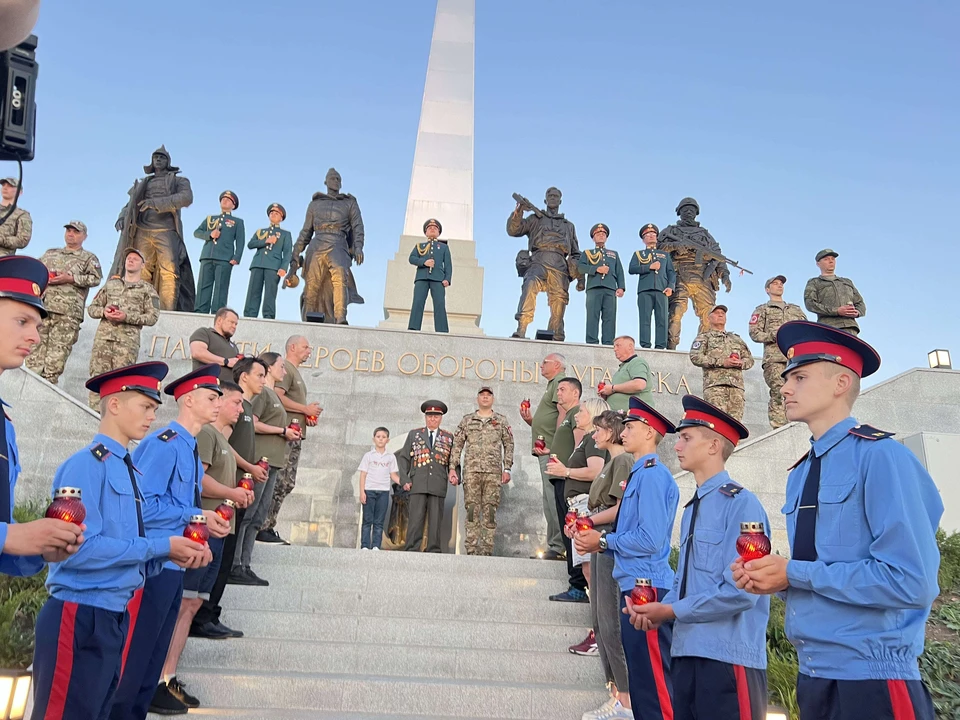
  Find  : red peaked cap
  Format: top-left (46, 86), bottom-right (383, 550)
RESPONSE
top-left (622, 397), bottom-right (676, 436)
top-left (86, 361), bottom-right (170, 402)
top-left (164, 364), bottom-right (223, 400)
top-left (776, 320), bottom-right (880, 379)
top-left (677, 395), bottom-right (749, 447)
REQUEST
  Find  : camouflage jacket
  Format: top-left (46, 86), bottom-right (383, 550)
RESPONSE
top-left (39, 247), bottom-right (103, 319)
top-left (449, 411), bottom-right (515, 474)
top-left (690, 330), bottom-right (755, 390)
top-left (0, 206), bottom-right (32, 256)
top-left (748, 301), bottom-right (807, 364)
top-left (88, 276), bottom-right (161, 345)
top-left (803, 275), bottom-right (865, 332)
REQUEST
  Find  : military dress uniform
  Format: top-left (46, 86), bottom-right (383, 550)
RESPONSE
top-left (0, 256), bottom-right (49, 579)
top-left (86, 250), bottom-right (161, 408)
top-left (109, 365), bottom-right (221, 720)
top-left (408, 219), bottom-right (452, 333)
top-left (448, 394), bottom-right (515, 556)
top-left (629, 224), bottom-right (677, 349)
top-left (577, 223), bottom-right (624, 345)
top-left (775, 322), bottom-right (941, 720)
top-left (665, 396), bottom-right (770, 720)
top-left (804, 249), bottom-right (865, 335)
top-left (397, 401), bottom-right (454, 553)
top-left (748, 277), bottom-right (807, 428)
top-left (0, 177), bottom-right (32, 256)
top-left (689, 318), bottom-right (754, 421)
top-left (27, 225), bottom-right (103, 384)
top-left (244, 203), bottom-right (293, 319)
top-left (31, 363), bottom-right (171, 720)
top-left (194, 191), bottom-right (245, 314)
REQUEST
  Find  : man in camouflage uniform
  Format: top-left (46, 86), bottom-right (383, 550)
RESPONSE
top-left (26, 220), bottom-right (102, 383)
top-left (748, 275), bottom-right (807, 428)
top-left (0, 177), bottom-right (32, 256)
top-left (804, 248), bottom-right (866, 335)
top-left (689, 304), bottom-right (754, 420)
top-left (86, 247), bottom-right (161, 408)
top-left (448, 386), bottom-right (515, 556)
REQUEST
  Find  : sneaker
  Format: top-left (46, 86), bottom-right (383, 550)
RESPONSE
top-left (582, 697), bottom-right (618, 720)
top-left (244, 567), bottom-right (269, 586)
top-left (148, 682), bottom-right (188, 715)
top-left (371, 547), bottom-right (380, 551)
top-left (595, 704), bottom-right (633, 720)
top-left (256, 528), bottom-right (289, 545)
top-left (166, 676), bottom-right (200, 709)
top-left (549, 588), bottom-right (589, 603)
top-left (569, 629), bottom-right (598, 656)
top-left (227, 568), bottom-right (259, 586)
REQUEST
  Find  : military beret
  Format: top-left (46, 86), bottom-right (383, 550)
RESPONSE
top-left (765, 274), bottom-right (786, 288)
top-left (639, 223), bottom-right (659, 237)
top-left (420, 399), bottom-right (448, 415)
top-left (678, 395), bottom-right (749, 446)
top-left (675, 197), bottom-right (700, 214)
top-left (423, 218), bottom-right (442, 235)
top-left (0, 255), bottom-right (49, 318)
top-left (590, 223), bottom-right (610, 238)
top-left (220, 190), bottom-right (239, 209)
top-left (815, 248), bottom-right (838, 262)
top-left (267, 203), bottom-right (286, 220)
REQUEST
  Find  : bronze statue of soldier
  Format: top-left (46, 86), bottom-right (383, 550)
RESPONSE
top-left (110, 145), bottom-right (195, 311)
top-left (658, 197), bottom-right (731, 349)
top-left (290, 168), bottom-right (364, 323)
top-left (507, 187), bottom-right (582, 341)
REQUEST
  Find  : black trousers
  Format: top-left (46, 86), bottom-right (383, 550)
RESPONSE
top-left (194, 508), bottom-right (244, 627)
top-left (551, 477), bottom-right (586, 592)
top-left (797, 674), bottom-right (934, 720)
top-left (405, 493), bottom-right (444, 553)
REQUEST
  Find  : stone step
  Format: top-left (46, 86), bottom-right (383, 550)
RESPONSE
top-left (180, 638), bottom-right (605, 687)
top-left (160, 669), bottom-right (608, 720)
top-left (150, 712), bottom-right (556, 720)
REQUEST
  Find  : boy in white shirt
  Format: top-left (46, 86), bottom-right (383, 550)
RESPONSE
top-left (358, 427), bottom-right (400, 549)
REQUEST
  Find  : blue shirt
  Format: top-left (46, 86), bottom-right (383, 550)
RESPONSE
top-left (606, 454), bottom-right (678, 592)
top-left (46, 435), bottom-right (170, 612)
top-left (135, 421), bottom-right (203, 572)
top-left (784, 417), bottom-right (944, 681)
top-left (0, 403), bottom-right (43, 577)
top-left (664, 471), bottom-right (771, 670)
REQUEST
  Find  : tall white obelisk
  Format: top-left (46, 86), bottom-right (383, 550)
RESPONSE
top-left (380, 0), bottom-right (484, 334)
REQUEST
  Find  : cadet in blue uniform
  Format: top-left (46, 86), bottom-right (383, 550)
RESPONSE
top-left (408, 218), bottom-right (452, 333)
top-left (0, 255), bottom-right (84, 577)
top-left (628, 396), bottom-right (770, 720)
top-left (577, 396), bottom-right (679, 720)
top-left (630, 223), bottom-right (676, 350)
top-left (194, 190), bottom-right (245, 314)
top-left (577, 223), bottom-right (625, 345)
top-left (109, 364), bottom-right (228, 720)
top-left (30, 362), bottom-right (208, 720)
top-left (243, 203), bottom-right (293, 319)
top-left (734, 322), bottom-right (942, 720)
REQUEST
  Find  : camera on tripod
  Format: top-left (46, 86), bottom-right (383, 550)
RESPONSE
top-left (0, 34), bottom-right (38, 161)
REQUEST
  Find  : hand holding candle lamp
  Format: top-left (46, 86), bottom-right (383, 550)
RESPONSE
top-left (46, 487), bottom-right (86, 526)
top-left (238, 473), bottom-right (254, 492)
top-left (736, 521), bottom-right (771, 562)
top-left (215, 499), bottom-right (237, 522)
top-left (183, 514), bottom-right (210, 544)
top-left (534, 435), bottom-right (546, 453)
top-left (630, 578), bottom-right (657, 606)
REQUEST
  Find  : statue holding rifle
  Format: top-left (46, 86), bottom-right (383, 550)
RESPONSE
top-left (658, 196), bottom-right (752, 349)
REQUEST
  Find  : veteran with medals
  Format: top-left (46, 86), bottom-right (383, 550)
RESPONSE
top-left (630, 223), bottom-right (676, 350)
top-left (244, 203), bottom-right (292, 319)
top-left (407, 218), bottom-right (452, 333)
top-left (577, 223), bottom-right (624, 345)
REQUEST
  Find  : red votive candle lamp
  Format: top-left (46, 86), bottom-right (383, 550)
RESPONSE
top-left (575, 513), bottom-right (594, 533)
top-left (534, 435), bottom-right (546, 453)
top-left (729, 352), bottom-right (740, 360)
top-left (736, 521), bottom-right (771, 562)
top-left (45, 487), bottom-right (86, 526)
top-left (520, 399), bottom-right (531, 413)
top-left (597, 382), bottom-right (606, 393)
top-left (215, 499), bottom-right (237, 522)
top-left (183, 514), bottom-right (210, 544)
top-left (257, 456), bottom-right (269, 472)
top-left (238, 473), bottom-right (254, 491)
top-left (288, 418), bottom-right (301, 434)
top-left (630, 578), bottom-right (657, 605)
top-left (564, 509), bottom-right (578, 527)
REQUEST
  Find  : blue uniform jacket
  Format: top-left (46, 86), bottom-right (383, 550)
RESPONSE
top-left (45, 435), bottom-right (170, 612)
top-left (784, 417), bottom-right (943, 681)
top-left (0, 405), bottom-right (43, 577)
top-left (194, 212), bottom-right (245, 264)
top-left (606, 454), bottom-right (678, 591)
top-left (665, 471), bottom-right (771, 670)
top-left (135, 421), bottom-right (203, 573)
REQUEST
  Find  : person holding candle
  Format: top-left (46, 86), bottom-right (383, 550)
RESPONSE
top-left (31, 362), bottom-right (209, 720)
top-left (625, 396), bottom-right (770, 720)
top-left (109, 364), bottom-right (230, 720)
top-left (598, 335), bottom-right (654, 412)
top-left (0, 256), bottom-right (85, 577)
top-left (733, 322), bottom-right (942, 720)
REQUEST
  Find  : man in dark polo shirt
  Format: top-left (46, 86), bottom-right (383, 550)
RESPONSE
top-left (258, 335), bottom-right (322, 544)
top-left (189, 307), bottom-right (241, 383)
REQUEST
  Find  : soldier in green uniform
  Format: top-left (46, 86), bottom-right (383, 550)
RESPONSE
top-left (748, 275), bottom-right (807, 428)
top-left (689, 305), bottom-right (755, 420)
top-left (243, 203), bottom-right (292, 319)
top-left (408, 218), bottom-right (452, 333)
top-left (804, 249), bottom-right (865, 335)
top-left (630, 223), bottom-right (676, 349)
top-left (448, 387), bottom-right (515, 556)
top-left (577, 223), bottom-right (624, 345)
top-left (194, 190), bottom-right (245, 314)
top-left (0, 177), bottom-right (32, 256)
top-left (86, 247), bottom-right (161, 408)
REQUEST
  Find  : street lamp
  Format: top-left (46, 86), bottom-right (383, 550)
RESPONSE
top-left (0, 669), bottom-right (30, 720)
top-left (928, 349), bottom-right (952, 370)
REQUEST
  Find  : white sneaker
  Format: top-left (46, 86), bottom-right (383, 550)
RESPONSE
top-left (372, 547), bottom-right (380, 551)
top-left (595, 701), bottom-right (633, 720)
top-left (582, 697), bottom-right (617, 720)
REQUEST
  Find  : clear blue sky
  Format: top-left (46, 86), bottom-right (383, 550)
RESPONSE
top-left (9, 1), bottom-right (958, 384)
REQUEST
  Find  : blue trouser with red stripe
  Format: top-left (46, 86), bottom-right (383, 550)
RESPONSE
top-left (672, 656), bottom-right (767, 720)
top-left (108, 569), bottom-right (183, 720)
top-left (797, 674), bottom-right (935, 720)
top-left (31, 597), bottom-right (128, 720)
top-left (619, 590), bottom-right (674, 720)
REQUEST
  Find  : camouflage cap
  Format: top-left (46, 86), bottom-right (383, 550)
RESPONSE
top-left (815, 248), bottom-right (839, 262)
top-left (478, 386), bottom-right (494, 395)
top-left (765, 274), bottom-right (787, 288)
top-left (64, 220), bottom-right (87, 233)
top-left (590, 223), bottom-right (610, 238)
top-left (0, 177), bottom-right (19, 188)
top-left (675, 197), bottom-right (700, 214)
top-left (124, 247), bottom-right (145, 261)
top-left (711, 304), bottom-right (728, 313)
top-left (639, 223), bottom-right (659, 237)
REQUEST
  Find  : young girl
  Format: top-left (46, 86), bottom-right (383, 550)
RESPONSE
top-left (357, 427), bottom-right (400, 549)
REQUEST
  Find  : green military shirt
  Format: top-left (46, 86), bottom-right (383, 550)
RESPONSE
top-left (251, 385), bottom-right (288, 468)
top-left (690, 330), bottom-right (755, 390)
top-left (577, 246), bottom-right (625, 292)
top-left (248, 225), bottom-right (293, 271)
top-left (530, 375), bottom-right (562, 452)
top-left (749, 300), bottom-right (808, 365)
top-left (803, 275), bottom-right (866, 333)
top-left (607, 355), bottom-right (654, 411)
top-left (276, 359), bottom-right (309, 438)
top-left (0, 206), bottom-right (31, 256)
top-left (190, 326), bottom-right (239, 383)
top-left (629, 248), bottom-right (676, 293)
top-left (549, 404), bottom-right (580, 479)
top-left (198, 424), bottom-right (238, 533)
top-left (194, 212), bottom-right (246, 264)
top-left (39, 246), bottom-right (103, 319)
top-left (229, 398), bottom-right (257, 471)
top-left (409, 239), bottom-right (453, 283)
top-left (588, 451), bottom-right (633, 514)
top-left (87, 276), bottom-right (160, 346)
top-left (564, 434), bottom-right (608, 500)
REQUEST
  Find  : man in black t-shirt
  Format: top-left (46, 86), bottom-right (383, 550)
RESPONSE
top-left (188, 307), bottom-right (241, 383)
